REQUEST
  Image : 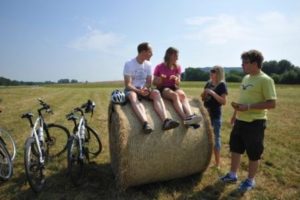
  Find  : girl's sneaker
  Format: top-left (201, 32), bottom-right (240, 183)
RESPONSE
top-left (238, 179), bottom-right (255, 192)
top-left (220, 173), bottom-right (238, 183)
top-left (183, 114), bottom-right (202, 125)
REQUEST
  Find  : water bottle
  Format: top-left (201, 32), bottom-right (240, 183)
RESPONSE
top-left (80, 125), bottom-right (85, 139)
top-left (38, 127), bottom-right (44, 142)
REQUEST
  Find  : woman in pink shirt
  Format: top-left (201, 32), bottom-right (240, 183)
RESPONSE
top-left (153, 47), bottom-right (201, 126)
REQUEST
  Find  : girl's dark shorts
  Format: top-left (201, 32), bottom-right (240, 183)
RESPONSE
top-left (158, 85), bottom-right (179, 94)
top-left (229, 119), bottom-right (266, 161)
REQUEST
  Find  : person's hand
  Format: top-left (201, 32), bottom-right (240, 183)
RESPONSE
top-left (140, 87), bottom-right (150, 96)
top-left (161, 74), bottom-right (167, 79)
top-left (169, 75), bottom-right (179, 84)
top-left (205, 88), bottom-right (215, 96)
top-left (231, 102), bottom-right (248, 111)
top-left (156, 74), bottom-right (167, 86)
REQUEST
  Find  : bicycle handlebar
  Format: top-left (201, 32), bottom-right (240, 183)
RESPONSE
top-left (37, 98), bottom-right (53, 114)
top-left (66, 99), bottom-right (96, 120)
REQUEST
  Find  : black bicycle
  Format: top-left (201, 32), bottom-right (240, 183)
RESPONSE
top-left (21, 99), bottom-right (70, 192)
top-left (66, 100), bottom-right (102, 186)
top-left (0, 109), bottom-right (15, 181)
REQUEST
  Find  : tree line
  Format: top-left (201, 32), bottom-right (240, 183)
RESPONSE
top-left (0, 78), bottom-right (80, 86)
top-left (182, 59), bottom-right (300, 84)
top-left (1, 59), bottom-right (300, 86)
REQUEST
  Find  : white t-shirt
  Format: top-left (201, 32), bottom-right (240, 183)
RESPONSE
top-left (123, 58), bottom-right (152, 88)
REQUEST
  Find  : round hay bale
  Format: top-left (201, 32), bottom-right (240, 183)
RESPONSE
top-left (108, 98), bottom-right (213, 189)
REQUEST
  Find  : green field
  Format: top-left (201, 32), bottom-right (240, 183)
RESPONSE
top-left (0, 82), bottom-right (299, 200)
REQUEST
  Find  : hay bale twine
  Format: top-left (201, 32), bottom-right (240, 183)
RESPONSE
top-left (108, 98), bottom-right (213, 189)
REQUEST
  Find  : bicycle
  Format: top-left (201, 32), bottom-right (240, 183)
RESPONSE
top-left (0, 127), bottom-right (17, 162)
top-left (0, 134), bottom-right (13, 182)
top-left (66, 99), bottom-right (102, 186)
top-left (0, 108), bottom-right (15, 181)
top-left (21, 99), bottom-right (70, 192)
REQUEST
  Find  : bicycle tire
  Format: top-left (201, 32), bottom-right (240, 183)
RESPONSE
top-left (46, 123), bottom-right (70, 158)
top-left (24, 137), bottom-right (45, 193)
top-left (0, 128), bottom-right (17, 161)
top-left (86, 125), bottom-right (102, 157)
top-left (0, 140), bottom-right (13, 180)
top-left (67, 135), bottom-right (84, 186)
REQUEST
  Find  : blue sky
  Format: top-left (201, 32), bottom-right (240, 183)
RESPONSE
top-left (1, 0), bottom-right (300, 82)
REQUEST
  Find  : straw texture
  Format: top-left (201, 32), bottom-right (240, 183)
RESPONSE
top-left (108, 98), bottom-right (213, 189)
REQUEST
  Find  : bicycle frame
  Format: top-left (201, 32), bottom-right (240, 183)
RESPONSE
top-left (22, 99), bottom-right (51, 164)
top-left (76, 116), bottom-right (86, 160)
top-left (30, 116), bottom-right (45, 164)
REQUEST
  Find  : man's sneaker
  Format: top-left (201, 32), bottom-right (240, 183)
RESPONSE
top-left (142, 122), bottom-right (153, 134)
top-left (238, 179), bottom-right (255, 192)
top-left (188, 124), bottom-right (201, 129)
top-left (162, 118), bottom-right (180, 131)
top-left (184, 114), bottom-right (202, 125)
top-left (220, 173), bottom-right (238, 183)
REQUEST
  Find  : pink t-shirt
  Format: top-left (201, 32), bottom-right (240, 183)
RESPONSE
top-left (154, 63), bottom-right (181, 88)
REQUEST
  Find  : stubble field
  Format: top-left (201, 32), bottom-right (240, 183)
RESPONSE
top-left (0, 82), bottom-right (299, 200)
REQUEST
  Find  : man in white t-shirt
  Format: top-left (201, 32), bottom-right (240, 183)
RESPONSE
top-left (123, 42), bottom-right (179, 134)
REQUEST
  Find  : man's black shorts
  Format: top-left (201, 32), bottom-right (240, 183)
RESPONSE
top-left (229, 119), bottom-right (266, 161)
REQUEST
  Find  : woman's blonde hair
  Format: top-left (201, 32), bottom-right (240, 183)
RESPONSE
top-left (211, 65), bottom-right (225, 84)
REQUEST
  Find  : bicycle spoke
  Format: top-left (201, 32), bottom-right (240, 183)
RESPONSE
top-left (86, 126), bottom-right (102, 157)
top-left (46, 124), bottom-right (70, 158)
top-left (24, 138), bottom-right (45, 192)
top-left (0, 140), bottom-right (13, 180)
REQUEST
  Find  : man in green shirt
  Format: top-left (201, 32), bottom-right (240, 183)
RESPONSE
top-left (220, 50), bottom-right (277, 192)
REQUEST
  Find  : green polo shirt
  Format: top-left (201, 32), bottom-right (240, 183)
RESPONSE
top-left (237, 71), bottom-right (277, 122)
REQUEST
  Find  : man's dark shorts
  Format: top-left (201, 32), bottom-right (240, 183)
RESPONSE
top-left (229, 119), bottom-right (266, 161)
top-left (124, 88), bottom-right (152, 101)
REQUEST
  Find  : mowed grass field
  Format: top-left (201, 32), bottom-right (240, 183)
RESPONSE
top-left (0, 82), bottom-right (299, 200)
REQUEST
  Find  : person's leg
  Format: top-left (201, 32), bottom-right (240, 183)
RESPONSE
top-left (230, 152), bottom-right (241, 174)
top-left (244, 120), bottom-right (265, 180)
top-left (149, 89), bottom-right (167, 121)
top-left (176, 89), bottom-right (192, 116)
top-left (162, 89), bottom-right (186, 120)
top-left (220, 120), bottom-right (243, 183)
top-left (175, 89), bottom-right (202, 125)
top-left (127, 91), bottom-right (148, 123)
top-left (212, 118), bottom-right (222, 167)
top-left (248, 160), bottom-right (259, 179)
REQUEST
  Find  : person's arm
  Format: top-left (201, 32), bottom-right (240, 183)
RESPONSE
top-left (153, 75), bottom-right (162, 87)
top-left (231, 99), bottom-right (276, 112)
top-left (230, 110), bottom-right (237, 125)
top-left (124, 75), bottom-right (141, 94)
top-left (145, 75), bottom-right (152, 89)
top-left (205, 89), bottom-right (227, 105)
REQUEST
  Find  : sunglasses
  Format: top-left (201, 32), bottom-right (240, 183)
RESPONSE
top-left (210, 69), bottom-right (217, 73)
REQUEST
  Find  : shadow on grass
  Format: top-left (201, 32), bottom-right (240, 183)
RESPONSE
top-left (2, 160), bottom-right (209, 200)
top-left (127, 173), bottom-right (203, 200)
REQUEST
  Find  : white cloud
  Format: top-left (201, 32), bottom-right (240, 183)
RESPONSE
top-left (69, 28), bottom-right (123, 52)
top-left (185, 16), bottom-right (214, 25)
top-left (184, 11), bottom-right (300, 45)
top-left (181, 11), bottom-right (300, 67)
top-left (184, 14), bottom-right (250, 44)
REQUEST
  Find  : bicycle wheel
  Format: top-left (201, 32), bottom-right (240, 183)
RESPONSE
top-left (86, 125), bottom-right (102, 157)
top-left (0, 128), bottom-right (17, 161)
top-left (24, 137), bottom-right (45, 193)
top-left (46, 123), bottom-right (70, 158)
top-left (0, 140), bottom-right (13, 180)
top-left (67, 135), bottom-right (84, 186)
